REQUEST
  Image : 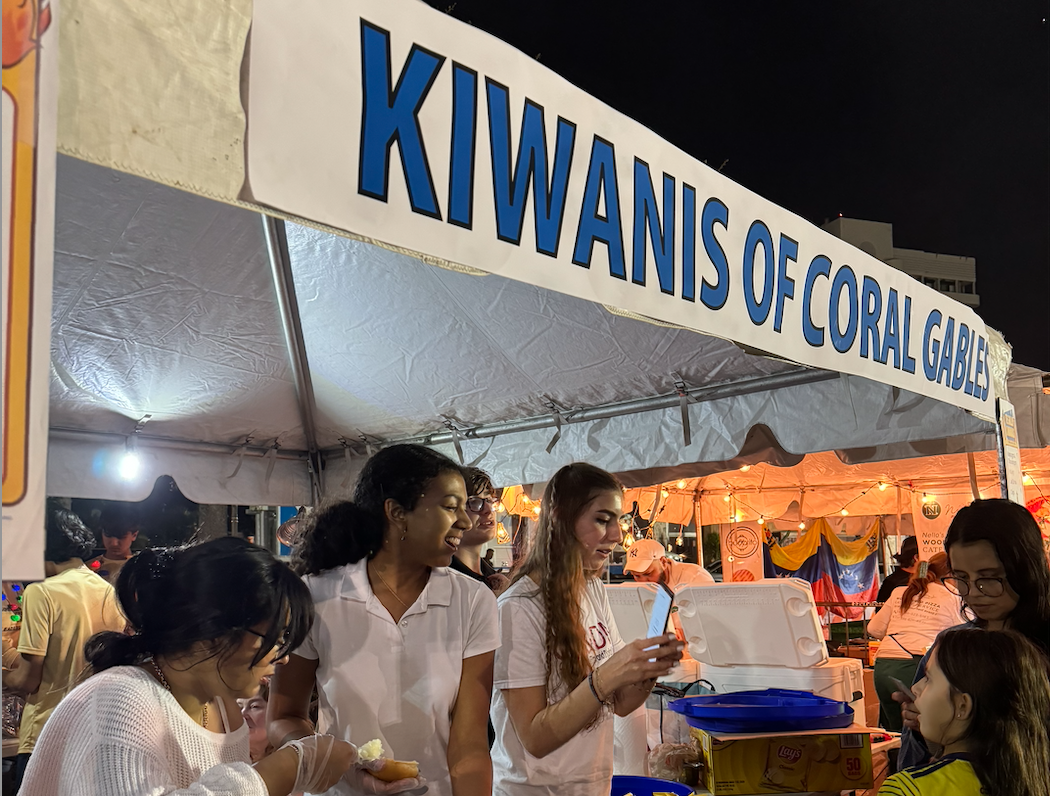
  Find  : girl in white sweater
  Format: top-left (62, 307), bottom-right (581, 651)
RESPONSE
top-left (19, 537), bottom-right (418, 795)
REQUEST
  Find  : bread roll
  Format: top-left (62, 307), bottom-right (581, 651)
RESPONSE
top-left (372, 759), bottom-right (420, 782)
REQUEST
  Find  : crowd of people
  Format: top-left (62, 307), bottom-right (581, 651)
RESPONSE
top-left (1, 448), bottom-right (1048, 796)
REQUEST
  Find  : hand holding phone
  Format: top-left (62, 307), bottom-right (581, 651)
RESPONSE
top-left (644, 583), bottom-right (675, 660)
top-left (890, 676), bottom-right (916, 702)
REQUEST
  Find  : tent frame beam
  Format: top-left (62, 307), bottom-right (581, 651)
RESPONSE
top-left (346, 368), bottom-right (839, 452)
top-left (262, 215), bottom-right (324, 501)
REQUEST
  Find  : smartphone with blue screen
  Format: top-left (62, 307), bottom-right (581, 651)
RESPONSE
top-left (645, 582), bottom-right (675, 659)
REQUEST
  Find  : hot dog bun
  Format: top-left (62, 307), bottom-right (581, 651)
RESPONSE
top-left (372, 759), bottom-right (420, 782)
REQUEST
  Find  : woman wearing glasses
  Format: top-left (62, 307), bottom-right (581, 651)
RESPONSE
top-left (17, 536), bottom-right (367, 796)
top-left (271, 445), bottom-right (499, 796)
top-left (895, 499), bottom-right (1050, 771)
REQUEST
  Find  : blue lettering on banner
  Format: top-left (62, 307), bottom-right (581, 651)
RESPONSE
top-left (682, 184), bottom-right (696, 302)
top-left (572, 136), bottom-right (626, 278)
top-left (951, 322), bottom-right (971, 391)
top-left (447, 63), bottom-right (478, 229)
top-left (699, 198), bottom-right (729, 310)
top-left (485, 82), bottom-right (576, 255)
top-left (358, 21), bottom-right (445, 218)
top-left (829, 266), bottom-right (859, 353)
top-left (935, 316), bottom-right (955, 386)
top-left (743, 220), bottom-right (775, 326)
top-left (802, 255), bottom-right (832, 347)
top-left (923, 310), bottom-right (943, 381)
top-left (860, 276), bottom-right (884, 362)
top-left (902, 296), bottom-right (917, 374)
top-left (974, 336), bottom-right (987, 400)
top-left (882, 288), bottom-right (901, 368)
top-left (963, 328), bottom-right (977, 396)
top-left (773, 235), bottom-right (797, 333)
top-left (632, 159), bottom-right (675, 294)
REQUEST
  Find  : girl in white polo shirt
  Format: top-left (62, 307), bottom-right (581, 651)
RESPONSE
top-left (269, 445), bottom-right (500, 796)
top-left (492, 463), bottom-right (684, 796)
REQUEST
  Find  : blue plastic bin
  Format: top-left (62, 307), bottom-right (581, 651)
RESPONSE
top-left (610, 776), bottom-right (692, 796)
top-left (667, 688), bottom-right (854, 733)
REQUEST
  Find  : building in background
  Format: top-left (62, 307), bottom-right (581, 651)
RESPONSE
top-left (823, 217), bottom-right (979, 308)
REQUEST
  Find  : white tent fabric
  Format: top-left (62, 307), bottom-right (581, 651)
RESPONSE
top-left (47, 157), bottom-right (1005, 504)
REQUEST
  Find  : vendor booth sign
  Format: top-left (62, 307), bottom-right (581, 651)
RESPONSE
top-left (2, 0), bottom-right (57, 579)
top-left (246, 0), bottom-right (997, 419)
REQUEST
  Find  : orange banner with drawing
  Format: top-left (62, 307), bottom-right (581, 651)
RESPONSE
top-left (3, 0), bottom-right (57, 579)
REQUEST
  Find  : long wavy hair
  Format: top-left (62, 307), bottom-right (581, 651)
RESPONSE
top-left (900, 552), bottom-right (951, 613)
top-left (934, 626), bottom-right (1050, 796)
top-left (943, 499), bottom-right (1050, 654)
top-left (511, 463), bottom-right (623, 712)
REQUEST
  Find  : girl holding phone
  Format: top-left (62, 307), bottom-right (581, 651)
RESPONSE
top-left (491, 463), bottom-right (683, 796)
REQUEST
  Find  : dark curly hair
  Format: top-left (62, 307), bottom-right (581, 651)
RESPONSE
top-left (85, 537), bottom-right (313, 677)
top-left (944, 499), bottom-right (1050, 655)
top-left (45, 502), bottom-right (96, 563)
top-left (293, 444), bottom-right (466, 575)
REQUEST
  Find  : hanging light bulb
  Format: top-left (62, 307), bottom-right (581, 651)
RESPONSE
top-left (495, 501), bottom-right (505, 513)
top-left (734, 512), bottom-right (744, 522)
top-left (661, 488), bottom-right (670, 498)
top-left (677, 479), bottom-right (687, 489)
top-left (798, 522), bottom-right (806, 530)
top-left (532, 505), bottom-right (541, 515)
top-left (921, 493), bottom-right (933, 504)
top-left (723, 494), bottom-right (731, 503)
top-left (757, 517), bottom-right (765, 526)
top-left (878, 482), bottom-right (888, 491)
top-left (521, 495), bottom-right (531, 506)
top-left (840, 508), bottom-right (849, 516)
top-left (739, 464), bottom-right (752, 472)
top-left (1022, 473), bottom-right (1033, 485)
top-left (623, 532), bottom-right (635, 550)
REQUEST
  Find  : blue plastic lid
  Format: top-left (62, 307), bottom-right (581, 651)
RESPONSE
top-left (668, 688), bottom-right (855, 733)
top-left (611, 776), bottom-right (692, 796)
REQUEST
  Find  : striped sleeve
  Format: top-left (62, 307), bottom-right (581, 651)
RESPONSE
top-left (878, 771), bottom-right (922, 796)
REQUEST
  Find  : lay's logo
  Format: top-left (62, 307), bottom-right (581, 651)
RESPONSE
top-left (777, 745), bottom-right (802, 764)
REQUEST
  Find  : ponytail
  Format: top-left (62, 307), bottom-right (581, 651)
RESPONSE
top-left (292, 444), bottom-right (465, 575)
top-left (901, 551), bottom-right (950, 613)
top-left (86, 537), bottom-right (312, 675)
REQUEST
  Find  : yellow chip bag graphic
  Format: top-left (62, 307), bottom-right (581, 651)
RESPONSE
top-left (761, 738), bottom-right (811, 792)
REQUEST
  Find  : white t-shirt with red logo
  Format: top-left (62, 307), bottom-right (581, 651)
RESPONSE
top-left (492, 576), bottom-right (625, 796)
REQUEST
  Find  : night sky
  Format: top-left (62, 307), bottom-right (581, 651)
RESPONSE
top-left (426, 1), bottom-right (1049, 369)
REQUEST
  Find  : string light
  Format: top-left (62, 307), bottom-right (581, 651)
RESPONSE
top-left (739, 464), bottom-right (752, 472)
top-left (798, 522), bottom-right (806, 530)
top-left (1022, 473), bottom-right (1033, 485)
top-left (757, 517), bottom-right (765, 525)
top-left (531, 505), bottom-right (541, 515)
top-left (734, 512), bottom-right (744, 522)
top-left (723, 494), bottom-right (731, 503)
top-left (495, 502), bottom-right (505, 513)
top-left (660, 488), bottom-right (669, 498)
top-left (676, 479), bottom-right (687, 489)
top-left (840, 509), bottom-right (849, 516)
top-left (878, 482), bottom-right (888, 491)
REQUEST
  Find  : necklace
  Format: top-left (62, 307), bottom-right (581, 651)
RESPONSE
top-left (369, 563), bottom-right (411, 609)
top-left (151, 658), bottom-right (208, 728)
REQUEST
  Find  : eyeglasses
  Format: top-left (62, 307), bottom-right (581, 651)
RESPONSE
top-left (941, 576), bottom-right (1006, 598)
top-left (466, 496), bottom-right (498, 512)
top-left (244, 627), bottom-right (292, 651)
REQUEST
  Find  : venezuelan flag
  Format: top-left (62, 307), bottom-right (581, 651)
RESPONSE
top-left (764, 518), bottom-right (880, 619)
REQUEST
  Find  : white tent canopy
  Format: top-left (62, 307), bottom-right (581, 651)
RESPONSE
top-left (48, 157), bottom-right (1014, 506)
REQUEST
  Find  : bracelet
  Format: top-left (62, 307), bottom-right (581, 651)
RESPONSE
top-left (587, 671), bottom-right (606, 704)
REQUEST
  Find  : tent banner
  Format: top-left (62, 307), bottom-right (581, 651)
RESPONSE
top-left (765, 518), bottom-right (880, 618)
top-left (2, 0), bottom-right (57, 580)
top-left (246, 0), bottom-right (996, 418)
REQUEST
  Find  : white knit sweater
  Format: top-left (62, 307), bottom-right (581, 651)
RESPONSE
top-left (19, 665), bottom-right (267, 796)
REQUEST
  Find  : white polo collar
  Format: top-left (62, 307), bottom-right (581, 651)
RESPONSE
top-left (339, 558), bottom-right (453, 612)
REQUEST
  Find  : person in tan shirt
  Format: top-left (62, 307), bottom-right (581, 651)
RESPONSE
top-left (2, 504), bottom-right (124, 791)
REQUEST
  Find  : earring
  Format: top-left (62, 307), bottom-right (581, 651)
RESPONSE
top-left (400, 527), bottom-right (407, 542)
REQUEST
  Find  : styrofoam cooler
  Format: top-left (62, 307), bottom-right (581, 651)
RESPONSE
top-left (699, 658), bottom-right (865, 717)
top-left (676, 581), bottom-right (866, 717)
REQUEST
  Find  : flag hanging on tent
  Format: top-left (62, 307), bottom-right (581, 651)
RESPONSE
top-left (764, 518), bottom-right (880, 619)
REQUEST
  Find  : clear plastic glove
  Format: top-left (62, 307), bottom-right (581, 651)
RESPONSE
top-left (282, 734), bottom-right (359, 794)
top-left (348, 759), bottom-right (427, 794)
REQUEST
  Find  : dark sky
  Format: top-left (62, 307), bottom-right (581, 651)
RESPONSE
top-left (426, 1), bottom-right (1049, 369)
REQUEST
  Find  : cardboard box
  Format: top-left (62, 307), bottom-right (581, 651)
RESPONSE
top-left (689, 724), bottom-right (874, 795)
